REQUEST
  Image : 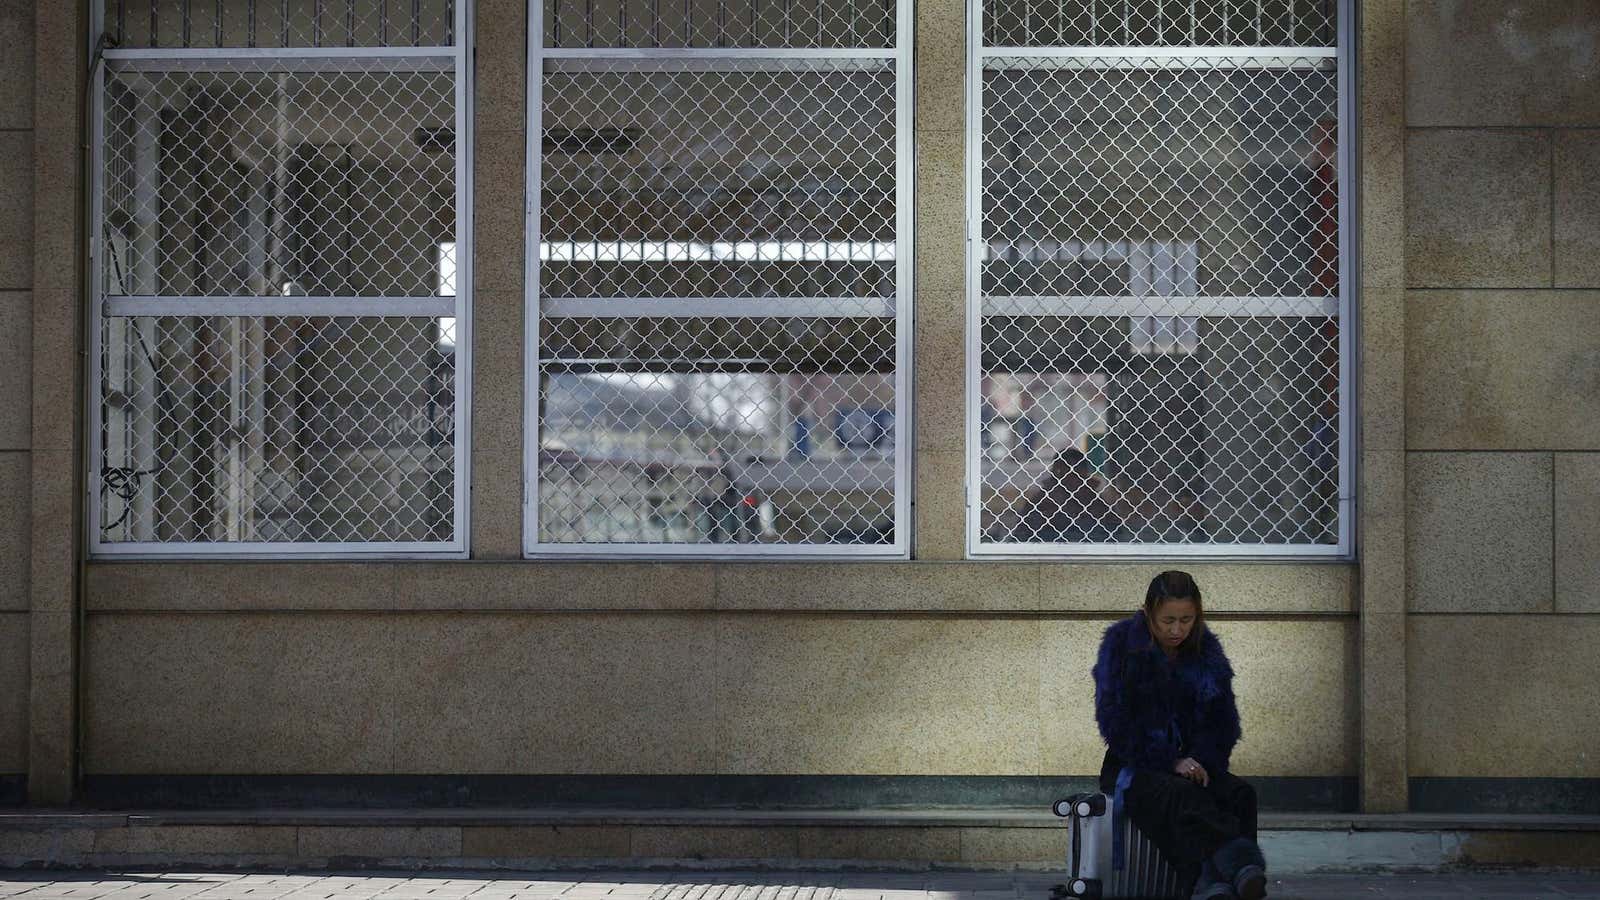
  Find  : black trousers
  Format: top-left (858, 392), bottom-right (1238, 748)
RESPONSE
top-left (1100, 753), bottom-right (1259, 872)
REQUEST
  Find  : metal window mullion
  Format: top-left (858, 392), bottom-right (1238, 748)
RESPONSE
top-left (524, 0), bottom-right (547, 557)
top-left (452, 0), bottom-right (473, 554)
top-left (87, 28), bottom-right (109, 552)
top-left (963, 0), bottom-right (983, 557)
top-left (891, 0), bottom-right (912, 558)
top-left (1335, 0), bottom-right (1353, 557)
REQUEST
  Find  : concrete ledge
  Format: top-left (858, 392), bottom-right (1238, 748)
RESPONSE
top-left (3, 810), bottom-right (1599, 873)
top-left (75, 775), bottom-right (1358, 814)
top-left (9, 809), bottom-right (1600, 832)
top-left (83, 561), bottom-right (1357, 614)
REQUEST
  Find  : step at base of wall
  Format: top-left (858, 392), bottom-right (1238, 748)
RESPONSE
top-left (4, 811), bottom-right (1600, 873)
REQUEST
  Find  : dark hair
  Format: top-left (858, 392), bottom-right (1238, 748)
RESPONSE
top-left (1143, 570), bottom-right (1205, 656)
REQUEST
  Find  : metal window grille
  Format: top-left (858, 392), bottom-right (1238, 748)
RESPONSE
top-left (105, 0), bottom-right (455, 49)
top-left (528, 0), bottom-right (910, 556)
top-left (968, 0), bottom-right (1350, 556)
top-left (90, 0), bottom-right (470, 556)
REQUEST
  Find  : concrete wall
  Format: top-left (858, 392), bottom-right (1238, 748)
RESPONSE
top-left (77, 563), bottom-right (1358, 782)
top-left (0, 0), bottom-right (1595, 814)
top-left (1401, 0), bottom-right (1600, 802)
top-left (0, 0), bottom-right (35, 796)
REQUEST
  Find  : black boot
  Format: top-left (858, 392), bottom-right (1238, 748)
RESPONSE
top-left (1189, 858), bottom-right (1236, 900)
top-left (1211, 837), bottom-right (1266, 900)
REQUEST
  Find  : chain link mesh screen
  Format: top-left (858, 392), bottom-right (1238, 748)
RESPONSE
top-left (975, 1), bottom-right (1344, 551)
top-left (99, 316), bottom-right (456, 543)
top-left (535, 25), bottom-right (905, 550)
top-left (95, 4), bottom-right (464, 551)
top-left (545, 0), bottom-right (894, 49)
top-left (985, 0), bottom-right (1334, 47)
top-left (103, 61), bottom-right (456, 299)
top-left (106, 0), bottom-right (456, 49)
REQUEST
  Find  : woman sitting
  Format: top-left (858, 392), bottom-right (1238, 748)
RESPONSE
top-left (1092, 571), bottom-right (1268, 900)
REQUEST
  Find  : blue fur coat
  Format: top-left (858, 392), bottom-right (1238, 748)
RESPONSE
top-left (1092, 611), bottom-right (1242, 776)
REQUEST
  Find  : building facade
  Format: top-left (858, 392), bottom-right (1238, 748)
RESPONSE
top-left (0, 0), bottom-right (1596, 824)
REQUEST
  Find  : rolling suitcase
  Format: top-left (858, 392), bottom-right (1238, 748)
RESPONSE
top-left (1049, 792), bottom-right (1189, 900)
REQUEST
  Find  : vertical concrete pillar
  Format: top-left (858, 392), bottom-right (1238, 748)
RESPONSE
top-left (1357, 0), bottom-right (1408, 814)
top-left (471, 0), bottom-right (530, 558)
top-left (29, 0), bottom-right (87, 805)
top-left (912, 0), bottom-right (968, 559)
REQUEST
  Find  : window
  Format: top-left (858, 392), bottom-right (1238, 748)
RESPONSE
top-left (969, 0), bottom-right (1349, 555)
top-left (90, 0), bottom-right (469, 554)
top-left (528, 0), bottom-right (910, 556)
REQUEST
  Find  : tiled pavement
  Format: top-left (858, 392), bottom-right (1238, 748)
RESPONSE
top-left (3, 871), bottom-right (1600, 900)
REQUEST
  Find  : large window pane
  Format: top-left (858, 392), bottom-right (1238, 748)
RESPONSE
top-left (102, 62), bottom-right (455, 300)
top-left (92, 1), bottom-right (466, 554)
top-left (532, 5), bottom-right (908, 554)
top-left (972, 2), bottom-right (1346, 553)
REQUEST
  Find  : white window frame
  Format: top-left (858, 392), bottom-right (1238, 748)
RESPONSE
top-left (522, 2), bottom-right (914, 559)
top-left (964, 0), bottom-right (1355, 560)
top-left (85, 3), bottom-right (475, 559)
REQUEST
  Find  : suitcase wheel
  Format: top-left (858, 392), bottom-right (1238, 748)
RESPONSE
top-left (1066, 877), bottom-right (1101, 899)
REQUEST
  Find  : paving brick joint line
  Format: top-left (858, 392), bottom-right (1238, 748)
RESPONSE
top-left (6, 871), bottom-right (1600, 900)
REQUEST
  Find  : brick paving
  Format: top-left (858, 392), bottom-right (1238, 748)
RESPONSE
top-left (3, 871), bottom-right (1600, 900)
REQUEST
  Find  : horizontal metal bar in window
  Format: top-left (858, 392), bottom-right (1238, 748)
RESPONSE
top-left (977, 46), bottom-right (1338, 59)
top-left (104, 46), bottom-right (458, 59)
top-left (541, 47), bottom-right (898, 59)
top-left (979, 52), bottom-right (1335, 71)
top-left (543, 55), bottom-right (894, 73)
top-left (104, 47), bottom-right (455, 72)
top-left (540, 298), bottom-right (896, 318)
top-left (980, 296), bottom-right (1338, 318)
top-left (540, 357), bottom-right (780, 369)
top-left (538, 240), bottom-right (897, 264)
top-left (105, 298), bottom-right (457, 317)
top-left (92, 541), bottom-right (464, 559)
top-left (528, 542), bottom-right (905, 559)
top-left (969, 541), bottom-right (1347, 559)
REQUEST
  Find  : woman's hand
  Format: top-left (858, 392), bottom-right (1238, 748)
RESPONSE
top-left (1174, 757), bottom-right (1210, 787)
